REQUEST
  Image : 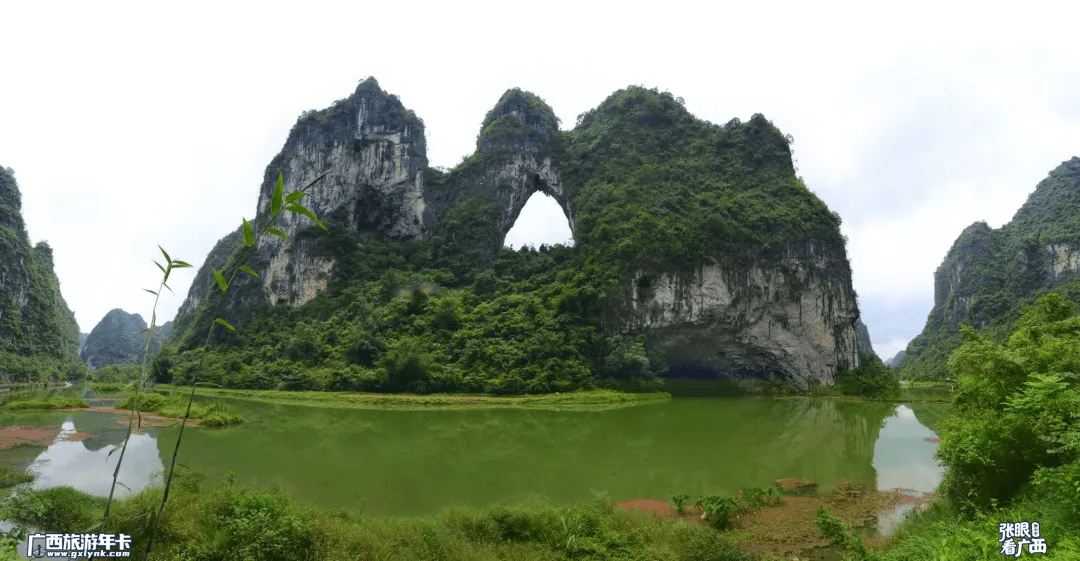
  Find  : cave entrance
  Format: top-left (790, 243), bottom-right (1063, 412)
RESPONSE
top-left (503, 191), bottom-right (574, 250)
top-left (663, 363), bottom-right (749, 397)
top-left (664, 363), bottom-right (721, 380)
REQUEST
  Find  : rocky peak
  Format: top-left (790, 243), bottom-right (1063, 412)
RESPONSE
top-left (476, 88), bottom-right (560, 156)
top-left (80, 308), bottom-right (148, 369)
top-left (79, 309), bottom-right (170, 369)
top-left (900, 157), bottom-right (1080, 378)
top-left (171, 80), bottom-right (860, 387)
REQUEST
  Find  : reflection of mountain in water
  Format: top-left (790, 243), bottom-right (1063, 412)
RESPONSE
top-left (872, 405), bottom-right (947, 494)
top-left (871, 404), bottom-right (949, 535)
top-left (907, 402), bottom-right (952, 434)
top-left (28, 420), bottom-right (164, 498)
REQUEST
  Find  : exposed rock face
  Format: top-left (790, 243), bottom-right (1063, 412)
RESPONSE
top-left (171, 80), bottom-right (862, 386)
top-left (623, 255), bottom-right (860, 386)
top-left (80, 310), bottom-right (172, 369)
top-left (77, 332), bottom-right (88, 355)
top-left (900, 157), bottom-right (1080, 377)
top-left (0, 166), bottom-right (81, 371)
top-left (854, 318), bottom-right (875, 359)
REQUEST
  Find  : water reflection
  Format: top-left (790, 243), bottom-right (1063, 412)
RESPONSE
top-left (872, 404), bottom-right (947, 535)
top-left (27, 418), bottom-right (164, 499)
top-left (3, 396), bottom-right (950, 522)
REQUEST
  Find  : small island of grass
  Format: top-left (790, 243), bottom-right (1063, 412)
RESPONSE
top-left (153, 385), bottom-right (671, 412)
top-left (2, 396), bottom-right (89, 410)
top-left (116, 392), bottom-right (245, 428)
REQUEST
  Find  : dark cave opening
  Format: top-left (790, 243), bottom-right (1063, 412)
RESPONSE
top-left (663, 363), bottom-right (721, 380)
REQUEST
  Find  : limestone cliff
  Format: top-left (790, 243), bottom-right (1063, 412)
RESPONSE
top-left (900, 157), bottom-right (1080, 378)
top-left (0, 166), bottom-right (82, 380)
top-left (854, 318), bottom-right (876, 359)
top-left (170, 80), bottom-right (862, 387)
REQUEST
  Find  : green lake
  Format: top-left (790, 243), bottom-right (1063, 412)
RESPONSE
top-left (0, 391), bottom-right (950, 523)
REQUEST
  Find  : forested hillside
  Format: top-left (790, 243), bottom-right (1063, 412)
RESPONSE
top-left (0, 166), bottom-right (84, 382)
top-left (899, 158), bottom-right (1080, 379)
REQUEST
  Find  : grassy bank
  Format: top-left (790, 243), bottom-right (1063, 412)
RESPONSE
top-left (116, 392), bottom-right (244, 428)
top-left (879, 495), bottom-right (1080, 560)
top-left (0, 475), bottom-right (752, 561)
top-left (154, 385), bottom-right (671, 411)
top-left (0, 467), bottom-right (32, 489)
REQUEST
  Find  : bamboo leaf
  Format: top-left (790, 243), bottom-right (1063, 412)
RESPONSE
top-left (242, 218), bottom-right (254, 247)
top-left (285, 191), bottom-right (307, 203)
top-left (144, 289), bottom-right (158, 296)
top-left (214, 318), bottom-right (236, 332)
top-left (271, 172), bottom-right (284, 216)
top-left (265, 227), bottom-right (289, 241)
top-left (239, 266), bottom-right (259, 279)
top-left (303, 169), bottom-right (332, 190)
top-left (106, 443), bottom-right (125, 460)
top-left (154, 260), bottom-right (167, 276)
top-left (163, 282), bottom-right (173, 295)
top-left (172, 260), bottom-right (193, 268)
top-left (285, 202), bottom-right (327, 231)
top-left (213, 269), bottom-right (228, 292)
top-left (137, 328), bottom-right (152, 334)
top-left (158, 245), bottom-right (171, 264)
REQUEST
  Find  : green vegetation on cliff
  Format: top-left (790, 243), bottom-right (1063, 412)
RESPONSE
top-left (899, 158), bottom-right (1080, 380)
top-left (0, 166), bottom-right (85, 383)
top-left (561, 88), bottom-right (846, 289)
top-left (163, 86), bottom-right (851, 394)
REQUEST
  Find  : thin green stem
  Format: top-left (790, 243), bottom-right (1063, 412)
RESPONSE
top-left (141, 169), bottom-right (329, 560)
top-left (102, 277), bottom-right (165, 527)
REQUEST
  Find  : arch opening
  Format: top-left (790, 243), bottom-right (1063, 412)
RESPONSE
top-left (503, 191), bottom-right (574, 250)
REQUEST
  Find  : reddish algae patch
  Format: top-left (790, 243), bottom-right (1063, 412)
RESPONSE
top-left (0, 425), bottom-right (90, 449)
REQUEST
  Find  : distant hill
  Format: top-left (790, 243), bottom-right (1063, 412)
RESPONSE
top-left (898, 157), bottom-right (1080, 378)
top-left (886, 350), bottom-right (905, 368)
top-left (80, 308), bottom-right (172, 369)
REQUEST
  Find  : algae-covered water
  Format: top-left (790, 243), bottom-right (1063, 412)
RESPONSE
top-left (0, 391), bottom-right (949, 518)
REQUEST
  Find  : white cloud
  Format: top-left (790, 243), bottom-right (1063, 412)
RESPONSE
top-left (0, 0), bottom-right (1077, 352)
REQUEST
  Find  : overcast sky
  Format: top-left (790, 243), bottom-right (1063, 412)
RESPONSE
top-left (2, 1), bottom-right (1078, 361)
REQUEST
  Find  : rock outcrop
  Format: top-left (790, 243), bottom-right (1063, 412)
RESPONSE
top-left (900, 157), bottom-right (1080, 378)
top-left (0, 166), bottom-right (81, 379)
top-left (171, 79), bottom-right (862, 387)
top-left (80, 309), bottom-right (171, 369)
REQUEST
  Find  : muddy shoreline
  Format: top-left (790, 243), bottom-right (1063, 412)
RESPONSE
top-left (615, 479), bottom-right (937, 559)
